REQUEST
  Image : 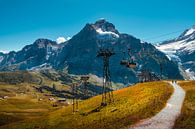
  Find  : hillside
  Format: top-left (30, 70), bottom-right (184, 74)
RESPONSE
top-left (0, 70), bottom-right (113, 128)
top-left (0, 70), bottom-right (115, 100)
top-left (174, 81), bottom-right (195, 129)
top-left (0, 81), bottom-right (173, 129)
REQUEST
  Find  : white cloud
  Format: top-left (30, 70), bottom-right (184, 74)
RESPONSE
top-left (0, 50), bottom-right (9, 54)
top-left (56, 36), bottom-right (71, 44)
top-left (56, 37), bottom-right (66, 44)
top-left (67, 37), bottom-right (71, 40)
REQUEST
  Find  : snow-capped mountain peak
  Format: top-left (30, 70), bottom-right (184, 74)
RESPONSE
top-left (179, 25), bottom-right (195, 39)
top-left (91, 19), bottom-right (120, 39)
top-left (95, 28), bottom-right (119, 38)
top-left (184, 26), bottom-right (195, 36)
top-left (156, 25), bottom-right (195, 80)
top-left (157, 25), bottom-right (195, 54)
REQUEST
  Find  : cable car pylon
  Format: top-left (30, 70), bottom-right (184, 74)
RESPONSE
top-left (97, 48), bottom-right (115, 106)
top-left (72, 83), bottom-right (79, 113)
top-left (80, 75), bottom-right (90, 99)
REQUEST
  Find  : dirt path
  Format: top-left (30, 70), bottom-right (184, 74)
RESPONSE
top-left (128, 82), bottom-right (185, 129)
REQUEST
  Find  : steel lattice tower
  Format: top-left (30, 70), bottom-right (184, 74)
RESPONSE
top-left (72, 83), bottom-right (79, 113)
top-left (80, 76), bottom-right (90, 98)
top-left (97, 48), bottom-right (115, 106)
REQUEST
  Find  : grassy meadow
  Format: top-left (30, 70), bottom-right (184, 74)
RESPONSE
top-left (0, 83), bottom-right (62, 127)
top-left (174, 81), bottom-right (195, 129)
top-left (0, 81), bottom-right (173, 129)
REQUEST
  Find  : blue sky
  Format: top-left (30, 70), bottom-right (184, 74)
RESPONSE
top-left (0, 0), bottom-right (195, 52)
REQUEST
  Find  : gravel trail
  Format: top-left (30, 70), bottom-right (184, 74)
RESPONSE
top-left (128, 82), bottom-right (185, 129)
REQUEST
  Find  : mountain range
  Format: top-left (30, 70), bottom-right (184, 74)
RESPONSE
top-left (156, 25), bottom-right (195, 80)
top-left (1, 19), bottom-right (192, 84)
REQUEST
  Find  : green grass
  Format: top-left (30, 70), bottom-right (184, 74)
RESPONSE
top-left (0, 82), bottom-right (66, 127)
top-left (173, 81), bottom-right (195, 129)
top-left (0, 81), bottom-right (173, 129)
top-left (0, 94), bottom-right (57, 126)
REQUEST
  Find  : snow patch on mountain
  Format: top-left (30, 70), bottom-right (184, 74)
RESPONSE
top-left (165, 55), bottom-right (171, 61)
top-left (92, 19), bottom-right (120, 40)
top-left (156, 37), bottom-right (195, 61)
top-left (184, 27), bottom-right (195, 36)
top-left (156, 40), bottom-right (195, 79)
top-left (96, 28), bottom-right (119, 39)
top-left (46, 55), bottom-right (50, 60)
top-left (156, 25), bottom-right (195, 80)
top-left (156, 39), bottom-right (195, 53)
top-left (182, 40), bottom-right (195, 53)
top-left (185, 68), bottom-right (195, 80)
top-left (0, 56), bottom-right (4, 63)
top-left (51, 45), bottom-right (60, 51)
top-left (155, 43), bottom-right (181, 62)
top-left (28, 63), bottom-right (52, 71)
top-left (141, 40), bottom-right (146, 44)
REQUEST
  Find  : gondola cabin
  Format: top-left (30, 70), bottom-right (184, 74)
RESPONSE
top-left (120, 60), bottom-right (128, 65)
top-left (126, 61), bottom-right (136, 68)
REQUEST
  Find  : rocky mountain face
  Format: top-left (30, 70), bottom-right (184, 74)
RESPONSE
top-left (0, 39), bottom-right (64, 71)
top-left (156, 25), bottom-right (195, 80)
top-left (0, 19), bottom-right (183, 84)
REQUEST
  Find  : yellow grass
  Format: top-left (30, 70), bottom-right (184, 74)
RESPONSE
top-left (173, 81), bottom-right (195, 129)
top-left (0, 94), bottom-right (57, 126)
top-left (0, 81), bottom-right (173, 129)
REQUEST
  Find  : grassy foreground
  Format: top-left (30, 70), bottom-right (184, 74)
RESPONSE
top-left (0, 81), bottom-right (173, 129)
top-left (0, 82), bottom-right (173, 129)
top-left (174, 81), bottom-right (195, 129)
